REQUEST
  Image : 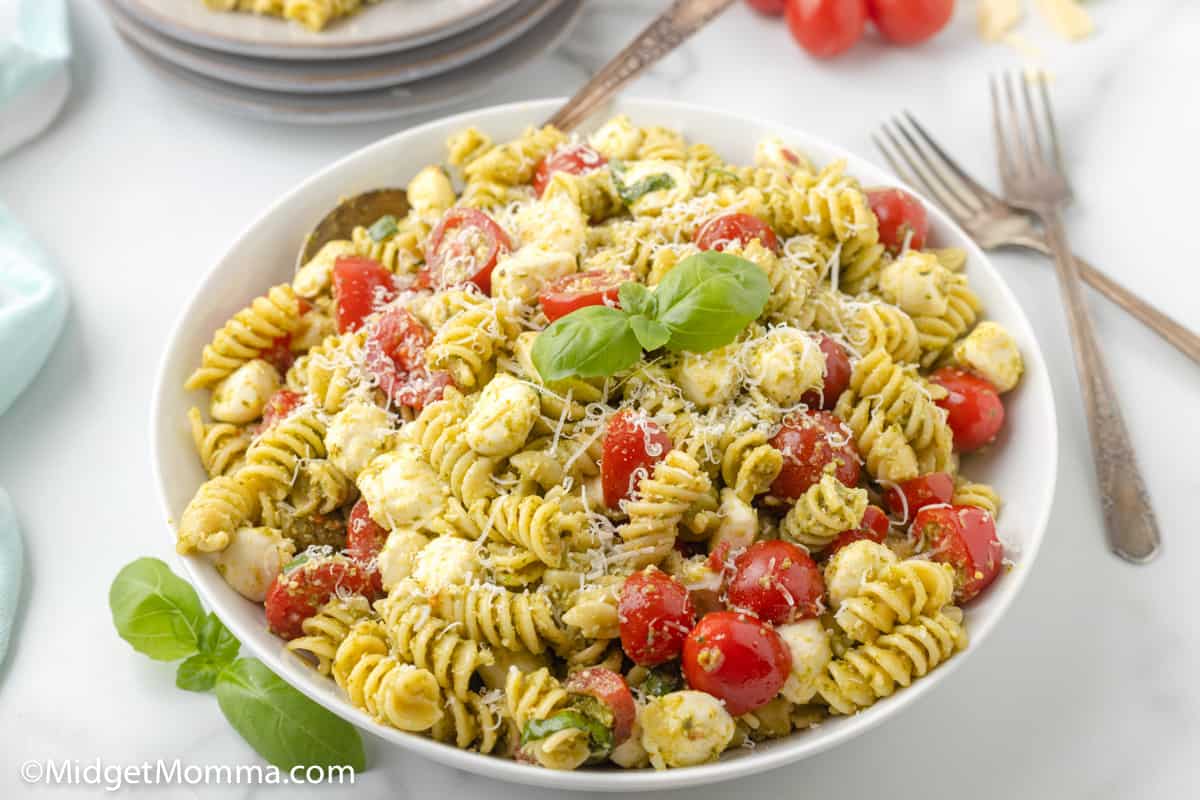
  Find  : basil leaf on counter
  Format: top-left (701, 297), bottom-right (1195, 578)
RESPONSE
top-left (198, 612), bottom-right (241, 664)
top-left (216, 658), bottom-right (366, 772)
top-left (176, 654), bottom-right (225, 693)
top-left (654, 251), bottom-right (770, 353)
top-left (109, 558), bottom-right (205, 661)
top-left (532, 305), bottom-right (642, 382)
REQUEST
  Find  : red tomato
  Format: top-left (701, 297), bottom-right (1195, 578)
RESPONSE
top-left (333, 256), bottom-right (395, 334)
top-left (930, 367), bottom-right (1006, 452)
top-left (539, 269), bottom-right (631, 322)
top-left (682, 612), bottom-right (792, 716)
top-left (785, 0), bottom-right (867, 58)
top-left (769, 410), bottom-right (861, 500)
top-left (861, 504), bottom-right (890, 538)
top-left (693, 213), bottom-right (781, 254)
top-left (884, 472), bottom-right (955, 518)
top-left (564, 668), bottom-right (637, 746)
top-left (821, 505), bottom-right (889, 559)
top-left (727, 540), bottom-right (824, 624)
top-left (746, 0), bottom-right (788, 14)
top-left (259, 335), bottom-right (295, 375)
top-left (618, 567), bottom-right (696, 667)
top-left (532, 145), bottom-right (608, 198)
top-left (601, 410), bottom-right (672, 508)
top-left (425, 208), bottom-right (512, 295)
top-left (867, 187), bottom-right (929, 253)
top-left (260, 389), bottom-right (302, 429)
top-left (911, 505), bottom-right (1003, 602)
top-left (364, 308), bottom-right (453, 411)
top-left (264, 556), bottom-right (379, 640)
top-left (800, 335), bottom-right (852, 410)
top-left (866, 0), bottom-right (954, 44)
top-left (345, 498), bottom-right (387, 562)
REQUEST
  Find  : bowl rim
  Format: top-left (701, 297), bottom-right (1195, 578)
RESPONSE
top-left (151, 96), bottom-right (1058, 792)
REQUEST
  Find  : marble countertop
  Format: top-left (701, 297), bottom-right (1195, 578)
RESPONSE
top-left (1, 0), bottom-right (1197, 797)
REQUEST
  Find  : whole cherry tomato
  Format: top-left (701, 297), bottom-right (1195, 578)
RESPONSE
top-left (618, 567), bottom-right (696, 666)
top-left (800, 334), bottom-right (852, 409)
top-left (601, 409), bottom-right (672, 508)
top-left (264, 555), bottom-right (379, 639)
top-left (866, 0), bottom-right (954, 45)
top-left (333, 256), bottom-right (395, 334)
top-left (884, 472), bottom-right (955, 518)
top-left (694, 213), bottom-right (781, 254)
top-left (930, 367), bottom-right (1006, 452)
top-left (785, 0), bottom-right (867, 58)
top-left (867, 187), bottom-right (929, 252)
top-left (424, 208), bottom-right (512, 295)
top-left (769, 410), bottom-right (862, 500)
top-left (911, 504), bottom-right (1003, 602)
top-left (564, 668), bottom-right (637, 746)
top-left (539, 269), bottom-right (631, 322)
top-left (532, 144), bottom-right (608, 198)
top-left (682, 612), bottom-right (792, 716)
top-left (727, 540), bottom-right (825, 624)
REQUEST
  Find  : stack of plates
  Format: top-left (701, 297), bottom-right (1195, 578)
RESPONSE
top-left (103, 0), bottom-right (583, 124)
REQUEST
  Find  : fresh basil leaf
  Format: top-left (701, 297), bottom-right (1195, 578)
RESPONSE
top-left (216, 658), bottom-right (366, 772)
top-left (654, 251), bottom-right (770, 353)
top-left (197, 612), bottom-right (240, 666)
top-left (630, 316), bottom-right (670, 351)
top-left (618, 282), bottom-right (656, 318)
top-left (521, 710), bottom-right (613, 755)
top-left (176, 654), bottom-right (224, 693)
top-left (614, 172), bottom-right (676, 205)
top-left (367, 215), bottom-right (398, 242)
top-left (641, 667), bottom-right (682, 697)
top-left (532, 306), bottom-right (642, 382)
top-left (109, 558), bottom-right (205, 662)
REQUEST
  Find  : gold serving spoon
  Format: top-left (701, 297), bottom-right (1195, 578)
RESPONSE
top-left (295, 0), bottom-right (736, 270)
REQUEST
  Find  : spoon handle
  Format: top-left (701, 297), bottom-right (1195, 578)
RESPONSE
top-left (546, 0), bottom-right (737, 133)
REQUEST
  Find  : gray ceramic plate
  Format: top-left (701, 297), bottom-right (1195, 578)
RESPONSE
top-left (104, 0), bottom-right (561, 94)
top-left (116, 0), bottom-right (521, 61)
top-left (118, 1), bottom-right (583, 125)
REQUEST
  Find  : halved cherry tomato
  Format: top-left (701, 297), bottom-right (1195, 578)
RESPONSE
top-left (694, 213), bottom-right (781, 254)
top-left (911, 505), bottom-right (1003, 603)
top-left (930, 367), bottom-right (1005, 452)
top-left (539, 269), bottom-right (631, 323)
top-left (260, 389), bottom-right (302, 429)
top-left (333, 256), bottom-right (395, 334)
top-left (884, 472), bottom-right (955, 518)
top-left (602, 409), bottom-right (672, 508)
top-left (425, 208), bottom-right (512, 295)
top-left (532, 144), bottom-right (608, 198)
top-left (746, 0), bottom-right (787, 14)
top-left (861, 504), bottom-right (890, 538)
top-left (727, 540), bottom-right (824, 624)
top-left (800, 334), bottom-right (852, 409)
top-left (364, 308), bottom-right (453, 411)
top-left (866, 0), bottom-right (954, 45)
top-left (682, 612), bottom-right (791, 716)
top-left (867, 187), bottom-right (929, 253)
top-left (618, 567), bottom-right (695, 667)
top-left (821, 505), bottom-right (890, 560)
top-left (769, 410), bottom-right (861, 500)
top-left (264, 556), bottom-right (379, 639)
top-left (345, 498), bottom-right (388, 594)
top-left (565, 668), bottom-right (637, 746)
top-left (785, 0), bottom-right (867, 58)
top-left (260, 336), bottom-right (296, 375)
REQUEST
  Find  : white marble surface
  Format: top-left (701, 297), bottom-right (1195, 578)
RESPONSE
top-left (1, 0), bottom-right (1198, 797)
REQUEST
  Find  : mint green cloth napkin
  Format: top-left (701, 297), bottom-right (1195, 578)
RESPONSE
top-left (0, 0), bottom-right (71, 669)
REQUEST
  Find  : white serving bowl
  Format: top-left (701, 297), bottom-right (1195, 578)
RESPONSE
top-left (152, 97), bottom-right (1057, 792)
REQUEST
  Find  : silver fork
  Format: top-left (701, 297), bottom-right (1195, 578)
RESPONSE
top-left (989, 71), bottom-right (1161, 563)
top-left (874, 114), bottom-right (1200, 365)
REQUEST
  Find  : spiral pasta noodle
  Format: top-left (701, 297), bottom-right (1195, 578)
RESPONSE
top-left (304, 330), bottom-right (368, 414)
top-left (287, 595), bottom-right (374, 675)
top-left (953, 477), bottom-right (1002, 518)
top-left (188, 407), bottom-right (250, 478)
top-left (430, 583), bottom-right (569, 655)
top-left (781, 473), bottom-right (869, 550)
top-left (613, 450), bottom-right (713, 571)
top-left (472, 488), bottom-right (583, 569)
top-left (332, 619), bottom-right (443, 731)
top-left (832, 545), bottom-right (957, 643)
top-left (177, 473), bottom-right (260, 554)
top-left (425, 290), bottom-right (515, 391)
top-left (505, 667), bottom-right (591, 770)
top-left (186, 284), bottom-right (302, 391)
top-left (240, 408), bottom-right (327, 499)
top-left (407, 389), bottom-right (500, 507)
top-left (431, 690), bottom-right (513, 754)
top-left (912, 275), bottom-right (983, 367)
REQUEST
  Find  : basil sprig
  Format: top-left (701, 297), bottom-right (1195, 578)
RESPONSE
top-left (110, 558), bottom-right (365, 772)
top-left (532, 251), bottom-right (769, 382)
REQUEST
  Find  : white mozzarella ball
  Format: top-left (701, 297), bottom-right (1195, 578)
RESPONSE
top-left (879, 251), bottom-right (951, 317)
top-left (325, 401), bottom-right (395, 479)
top-left (411, 536), bottom-right (482, 593)
top-left (356, 443), bottom-right (447, 530)
top-left (641, 691), bottom-right (735, 769)
top-left (210, 359), bottom-right (281, 424)
top-left (673, 344), bottom-right (739, 410)
top-left (406, 165), bottom-right (455, 215)
top-left (515, 193), bottom-right (588, 254)
top-left (464, 373), bottom-right (539, 458)
top-left (953, 321), bottom-right (1024, 392)
top-left (746, 327), bottom-right (825, 406)
top-left (589, 115), bottom-right (643, 161)
top-left (491, 245), bottom-right (577, 305)
top-left (777, 620), bottom-right (833, 704)
top-left (619, 160), bottom-right (691, 216)
top-left (377, 528), bottom-right (431, 592)
top-left (709, 488), bottom-right (759, 554)
top-left (210, 526), bottom-right (294, 603)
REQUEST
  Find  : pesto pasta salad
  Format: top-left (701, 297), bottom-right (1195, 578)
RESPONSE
top-left (201, 0), bottom-right (383, 32)
top-left (177, 116), bottom-right (1024, 771)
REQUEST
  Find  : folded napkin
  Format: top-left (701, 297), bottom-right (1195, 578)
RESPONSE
top-left (0, 0), bottom-right (71, 670)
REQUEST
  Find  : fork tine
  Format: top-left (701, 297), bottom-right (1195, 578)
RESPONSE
top-left (900, 112), bottom-right (999, 205)
top-left (878, 122), bottom-right (972, 219)
top-left (1003, 72), bottom-right (1034, 176)
top-left (989, 74), bottom-right (1015, 181)
top-left (1019, 71), bottom-right (1046, 168)
top-left (890, 116), bottom-right (983, 213)
top-left (1035, 71), bottom-right (1070, 193)
top-left (871, 133), bottom-right (919, 185)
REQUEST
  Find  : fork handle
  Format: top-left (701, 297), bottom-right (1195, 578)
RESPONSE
top-left (1041, 210), bottom-right (1162, 563)
top-left (1072, 255), bottom-right (1200, 364)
